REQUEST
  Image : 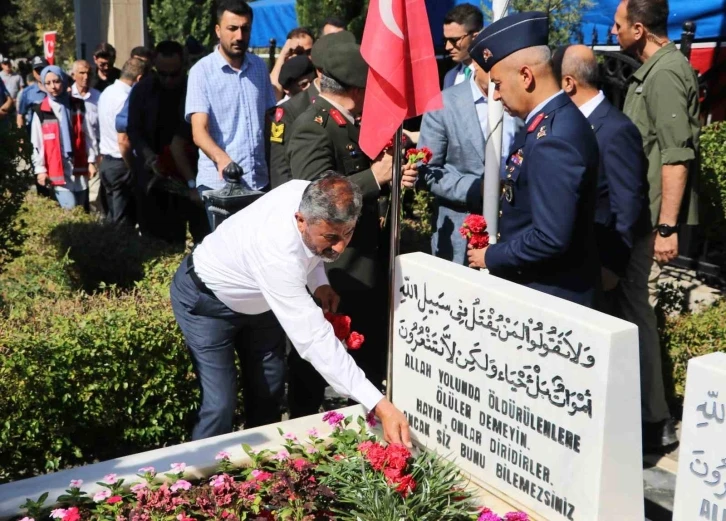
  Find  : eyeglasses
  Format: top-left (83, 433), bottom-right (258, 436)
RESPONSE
top-left (443, 32), bottom-right (473, 47)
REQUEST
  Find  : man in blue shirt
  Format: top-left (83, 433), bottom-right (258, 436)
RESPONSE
top-left (185, 0), bottom-right (276, 224)
top-left (16, 56), bottom-right (48, 131)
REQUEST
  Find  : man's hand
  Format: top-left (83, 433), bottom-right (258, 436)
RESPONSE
top-left (216, 154), bottom-right (234, 179)
top-left (88, 163), bottom-right (98, 178)
top-left (654, 233), bottom-right (678, 264)
top-left (374, 398), bottom-right (412, 448)
top-left (402, 163), bottom-right (418, 188)
top-left (36, 173), bottom-right (49, 186)
top-left (467, 244), bottom-right (488, 269)
top-left (601, 267), bottom-right (620, 292)
top-left (371, 151), bottom-right (394, 186)
top-left (313, 285), bottom-right (340, 313)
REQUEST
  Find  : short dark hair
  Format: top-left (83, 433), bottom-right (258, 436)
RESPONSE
top-left (287, 27), bottom-right (314, 40)
top-left (154, 40), bottom-right (184, 59)
top-left (216, 0), bottom-right (253, 24)
top-left (120, 57), bottom-right (149, 81)
top-left (130, 46), bottom-right (153, 60)
top-left (321, 16), bottom-right (346, 30)
top-left (443, 4), bottom-right (484, 33)
top-left (94, 42), bottom-right (117, 61)
top-left (625, 0), bottom-right (669, 37)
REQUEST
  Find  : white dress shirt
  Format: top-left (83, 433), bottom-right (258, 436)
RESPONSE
top-left (97, 79), bottom-right (132, 158)
top-left (71, 83), bottom-right (101, 141)
top-left (193, 180), bottom-right (384, 411)
top-left (526, 90), bottom-right (565, 123)
top-left (578, 90), bottom-right (606, 118)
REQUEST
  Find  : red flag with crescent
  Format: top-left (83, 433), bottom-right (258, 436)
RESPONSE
top-left (359, 0), bottom-right (442, 158)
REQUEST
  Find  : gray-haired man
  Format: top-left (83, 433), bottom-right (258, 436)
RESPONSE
top-left (170, 173), bottom-right (411, 444)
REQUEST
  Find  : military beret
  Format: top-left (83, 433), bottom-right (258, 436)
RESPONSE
top-left (310, 30), bottom-right (356, 70)
top-left (321, 42), bottom-right (368, 89)
top-left (279, 54), bottom-right (315, 88)
top-left (468, 11), bottom-right (549, 73)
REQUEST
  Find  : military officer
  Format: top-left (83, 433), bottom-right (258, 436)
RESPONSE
top-left (465, 12), bottom-right (601, 308)
top-left (285, 40), bottom-right (417, 417)
top-left (268, 31), bottom-right (356, 189)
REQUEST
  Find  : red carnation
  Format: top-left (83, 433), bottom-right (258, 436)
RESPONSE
top-left (469, 232), bottom-right (490, 249)
top-left (386, 444), bottom-right (411, 471)
top-left (324, 312), bottom-right (352, 340)
top-left (462, 214), bottom-right (487, 235)
top-left (364, 443), bottom-right (387, 471)
top-left (107, 495), bottom-right (123, 504)
top-left (421, 146), bottom-right (433, 164)
top-left (63, 508), bottom-right (81, 521)
top-left (346, 331), bottom-right (365, 350)
top-left (395, 474), bottom-right (416, 497)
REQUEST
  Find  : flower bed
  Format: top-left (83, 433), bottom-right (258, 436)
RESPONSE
top-left (8, 410), bottom-right (528, 521)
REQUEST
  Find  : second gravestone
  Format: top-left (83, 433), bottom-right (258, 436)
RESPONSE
top-left (392, 253), bottom-right (644, 521)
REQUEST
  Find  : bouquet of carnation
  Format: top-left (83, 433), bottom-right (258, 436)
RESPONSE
top-left (324, 311), bottom-right (365, 350)
top-left (459, 213), bottom-right (490, 249)
top-left (405, 147), bottom-right (433, 166)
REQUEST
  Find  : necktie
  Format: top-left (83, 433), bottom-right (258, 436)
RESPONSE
top-left (464, 66), bottom-right (472, 81)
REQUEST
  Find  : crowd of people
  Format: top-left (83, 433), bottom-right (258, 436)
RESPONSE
top-left (1, 0), bottom-right (699, 451)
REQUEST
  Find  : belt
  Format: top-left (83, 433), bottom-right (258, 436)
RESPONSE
top-left (102, 154), bottom-right (124, 160)
top-left (186, 254), bottom-right (217, 298)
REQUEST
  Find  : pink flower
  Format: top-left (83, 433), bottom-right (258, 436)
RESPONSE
top-left (478, 508), bottom-right (503, 521)
top-left (306, 446), bottom-right (319, 454)
top-left (107, 495), bottom-right (122, 504)
top-left (215, 451), bottom-right (231, 460)
top-left (170, 462), bottom-right (187, 473)
top-left (307, 427), bottom-right (319, 438)
top-left (50, 510), bottom-right (67, 520)
top-left (69, 479), bottom-right (83, 489)
top-left (273, 449), bottom-right (290, 461)
top-left (170, 479), bottom-right (192, 492)
top-left (504, 513), bottom-right (529, 521)
top-left (177, 514), bottom-right (195, 521)
top-left (130, 482), bottom-right (148, 493)
top-left (62, 508), bottom-right (80, 521)
top-left (283, 432), bottom-right (298, 442)
top-left (20, 518), bottom-right (34, 521)
top-left (250, 469), bottom-right (273, 482)
top-left (103, 473), bottom-right (118, 484)
top-left (322, 411), bottom-right (345, 427)
top-left (93, 489), bottom-right (111, 502)
top-left (366, 410), bottom-right (378, 427)
top-left (138, 466), bottom-right (155, 474)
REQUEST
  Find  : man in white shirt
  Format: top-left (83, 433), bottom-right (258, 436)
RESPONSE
top-left (97, 57), bottom-right (146, 225)
top-left (170, 173), bottom-right (411, 444)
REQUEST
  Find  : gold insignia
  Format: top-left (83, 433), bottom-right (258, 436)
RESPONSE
top-left (536, 126), bottom-right (547, 139)
top-left (482, 48), bottom-right (493, 62)
top-left (270, 122), bottom-right (285, 144)
top-left (314, 115), bottom-right (324, 125)
top-left (346, 144), bottom-right (354, 151)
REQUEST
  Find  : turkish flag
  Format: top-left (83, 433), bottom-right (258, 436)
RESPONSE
top-left (359, 0), bottom-right (442, 158)
top-left (43, 31), bottom-right (57, 65)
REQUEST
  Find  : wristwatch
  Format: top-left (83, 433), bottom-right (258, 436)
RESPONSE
top-left (187, 179), bottom-right (197, 189)
top-left (656, 223), bottom-right (678, 237)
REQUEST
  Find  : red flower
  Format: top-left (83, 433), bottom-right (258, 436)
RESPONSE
top-left (346, 331), bottom-right (365, 350)
top-left (469, 232), bottom-right (490, 249)
top-left (324, 312), bottom-right (352, 340)
top-left (383, 466), bottom-right (403, 482)
top-left (461, 214), bottom-right (487, 235)
top-left (405, 147), bottom-right (433, 165)
top-left (358, 440), bottom-right (375, 454)
top-left (107, 495), bottom-right (123, 504)
top-left (364, 443), bottom-right (387, 471)
top-left (420, 146), bottom-right (433, 164)
top-left (63, 507), bottom-right (81, 521)
top-left (395, 474), bottom-right (416, 497)
top-left (292, 458), bottom-right (309, 472)
top-left (386, 444), bottom-right (411, 471)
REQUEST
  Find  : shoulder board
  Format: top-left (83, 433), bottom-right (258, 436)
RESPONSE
top-left (329, 108), bottom-right (347, 127)
top-left (274, 107), bottom-right (284, 123)
top-left (527, 112), bottom-right (545, 133)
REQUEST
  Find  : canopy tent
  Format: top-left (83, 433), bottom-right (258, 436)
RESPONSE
top-left (249, 0), bottom-right (298, 48)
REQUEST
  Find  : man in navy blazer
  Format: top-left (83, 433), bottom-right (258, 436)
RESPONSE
top-left (554, 44), bottom-right (648, 295)
top-left (441, 4), bottom-right (483, 89)
top-left (465, 13), bottom-right (601, 308)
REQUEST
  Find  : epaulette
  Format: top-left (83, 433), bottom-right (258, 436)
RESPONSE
top-left (329, 108), bottom-right (347, 127)
top-left (313, 107), bottom-right (330, 126)
top-left (274, 107), bottom-right (284, 123)
top-left (527, 112), bottom-right (549, 140)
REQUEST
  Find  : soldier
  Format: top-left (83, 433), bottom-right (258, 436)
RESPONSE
top-left (285, 40), bottom-right (417, 417)
top-left (465, 12), bottom-right (601, 308)
top-left (268, 31), bottom-right (356, 189)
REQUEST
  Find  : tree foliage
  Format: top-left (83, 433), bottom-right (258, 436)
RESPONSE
top-left (0, 0), bottom-right (75, 63)
top-left (510, 0), bottom-right (594, 46)
top-left (148, 0), bottom-right (215, 48)
top-left (296, 0), bottom-right (368, 38)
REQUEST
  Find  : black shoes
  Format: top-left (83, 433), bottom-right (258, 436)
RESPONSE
top-left (642, 417), bottom-right (679, 453)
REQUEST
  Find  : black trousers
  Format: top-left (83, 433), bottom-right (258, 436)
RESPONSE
top-left (100, 156), bottom-right (135, 227)
top-left (287, 285), bottom-right (388, 418)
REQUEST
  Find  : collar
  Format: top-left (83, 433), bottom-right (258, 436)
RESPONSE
top-left (469, 77), bottom-right (487, 104)
top-left (71, 83), bottom-right (91, 100)
top-left (632, 42), bottom-right (677, 82)
top-left (578, 90), bottom-right (605, 118)
top-left (113, 79), bottom-right (132, 94)
top-left (526, 90), bottom-right (564, 123)
top-left (319, 94), bottom-right (356, 124)
top-left (293, 215), bottom-right (316, 259)
top-left (213, 45), bottom-right (249, 73)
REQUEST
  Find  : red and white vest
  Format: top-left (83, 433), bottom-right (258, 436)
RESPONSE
top-left (34, 97), bottom-right (88, 186)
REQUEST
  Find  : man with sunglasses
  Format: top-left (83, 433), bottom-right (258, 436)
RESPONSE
top-left (442, 4), bottom-right (483, 90)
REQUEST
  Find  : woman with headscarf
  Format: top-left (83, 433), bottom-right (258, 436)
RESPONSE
top-left (31, 65), bottom-right (97, 209)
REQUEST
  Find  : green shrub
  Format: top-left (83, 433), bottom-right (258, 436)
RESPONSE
top-left (699, 122), bottom-right (726, 249)
top-left (662, 299), bottom-right (726, 405)
top-left (0, 194), bottom-right (198, 483)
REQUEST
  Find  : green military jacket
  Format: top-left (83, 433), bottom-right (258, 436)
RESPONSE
top-left (286, 95), bottom-right (384, 292)
top-left (623, 42), bottom-right (700, 227)
top-left (267, 82), bottom-right (320, 189)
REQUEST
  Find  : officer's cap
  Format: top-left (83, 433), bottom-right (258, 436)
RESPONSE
top-left (322, 42), bottom-right (368, 89)
top-left (31, 56), bottom-right (49, 71)
top-left (310, 30), bottom-right (356, 70)
top-left (279, 54), bottom-right (315, 88)
top-left (468, 11), bottom-right (549, 73)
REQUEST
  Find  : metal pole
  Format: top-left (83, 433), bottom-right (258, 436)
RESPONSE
top-left (680, 21), bottom-right (696, 61)
top-left (268, 38), bottom-right (277, 72)
top-left (385, 126), bottom-right (404, 401)
top-left (483, 0), bottom-right (507, 243)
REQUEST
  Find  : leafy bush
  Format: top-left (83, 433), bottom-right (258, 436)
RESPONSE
top-left (0, 194), bottom-right (198, 483)
top-left (699, 122), bottom-right (726, 260)
top-left (662, 298), bottom-right (726, 405)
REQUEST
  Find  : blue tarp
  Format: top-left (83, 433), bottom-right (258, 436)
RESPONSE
top-left (249, 0), bottom-right (726, 49)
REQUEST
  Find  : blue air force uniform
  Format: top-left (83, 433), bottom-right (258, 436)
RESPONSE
top-left (469, 12), bottom-right (601, 307)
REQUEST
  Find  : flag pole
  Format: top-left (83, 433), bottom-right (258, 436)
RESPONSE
top-left (385, 125), bottom-right (404, 401)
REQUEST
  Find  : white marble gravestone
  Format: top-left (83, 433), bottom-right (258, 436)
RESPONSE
top-left (673, 352), bottom-right (726, 521)
top-left (391, 253), bottom-right (644, 521)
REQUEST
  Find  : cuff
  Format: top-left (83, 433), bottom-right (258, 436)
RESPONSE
top-left (351, 379), bottom-right (384, 411)
top-left (35, 167), bottom-right (47, 174)
top-left (661, 147), bottom-right (695, 164)
top-left (484, 243), bottom-right (506, 271)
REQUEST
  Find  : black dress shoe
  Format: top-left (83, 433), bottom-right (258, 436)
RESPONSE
top-left (643, 417), bottom-right (679, 453)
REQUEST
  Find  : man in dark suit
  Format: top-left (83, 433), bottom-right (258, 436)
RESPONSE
top-left (554, 44), bottom-right (647, 300)
top-left (465, 12), bottom-right (600, 308)
top-left (442, 4), bottom-right (483, 89)
top-left (285, 41), bottom-right (417, 416)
